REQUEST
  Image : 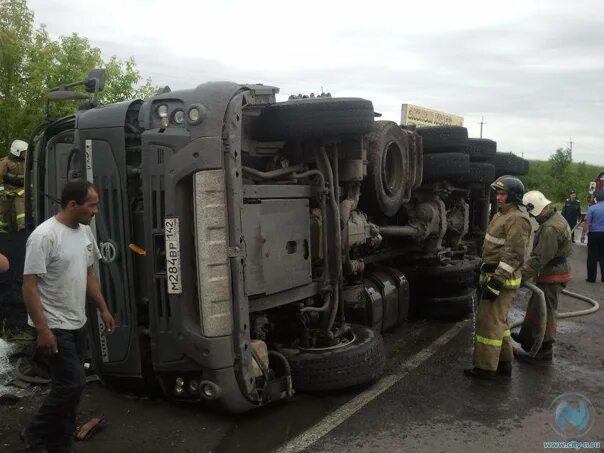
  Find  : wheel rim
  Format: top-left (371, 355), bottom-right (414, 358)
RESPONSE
top-left (381, 141), bottom-right (404, 196)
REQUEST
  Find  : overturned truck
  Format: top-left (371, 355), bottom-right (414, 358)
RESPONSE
top-left (25, 72), bottom-right (528, 412)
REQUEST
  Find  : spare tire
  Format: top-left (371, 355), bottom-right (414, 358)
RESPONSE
top-left (422, 152), bottom-right (470, 183)
top-left (468, 138), bottom-right (496, 162)
top-left (253, 97), bottom-right (374, 141)
top-left (417, 126), bottom-right (468, 153)
top-left (361, 121), bottom-right (411, 217)
top-left (279, 325), bottom-right (385, 392)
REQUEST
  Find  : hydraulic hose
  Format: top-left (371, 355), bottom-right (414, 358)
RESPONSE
top-left (511, 283), bottom-right (600, 357)
top-left (242, 165), bottom-right (305, 180)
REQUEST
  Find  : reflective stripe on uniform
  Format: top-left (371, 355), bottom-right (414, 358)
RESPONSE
top-left (485, 233), bottom-right (506, 245)
top-left (476, 335), bottom-right (502, 347)
top-left (502, 276), bottom-right (521, 288)
top-left (480, 274), bottom-right (521, 289)
top-left (503, 329), bottom-right (511, 337)
top-left (498, 261), bottom-right (515, 273)
top-left (16, 213), bottom-right (25, 219)
top-left (17, 189), bottom-right (24, 196)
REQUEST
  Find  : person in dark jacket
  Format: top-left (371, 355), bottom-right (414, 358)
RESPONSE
top-left (514, 190), bottom-right (572, 361)
top-left (561, 191), bottom-right (581, 242)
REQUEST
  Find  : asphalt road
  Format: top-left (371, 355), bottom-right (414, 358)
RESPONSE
top-left (1, 242), bottom-right (602, 453)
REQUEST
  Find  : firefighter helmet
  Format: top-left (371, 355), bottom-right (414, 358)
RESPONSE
top-left (522, 190), bottom-right (551, 216)
top-left (10, 140), bottom-right (28, 158)
top-left (490, 175), bottom-right (524, 204)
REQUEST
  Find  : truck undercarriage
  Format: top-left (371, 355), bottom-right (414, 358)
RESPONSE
top-left (25, 77), bottom-right (528, 412)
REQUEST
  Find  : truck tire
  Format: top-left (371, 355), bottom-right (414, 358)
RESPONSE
top-left (468, 138), bottom-right (496, 162)
top-left (493, 152), bottom-right (522, 176)
top-left (518, 157), bottom-right (530, 175)
top-left (252, 97), bottom-right (374, 141)
top-left (417, 126), bottom-right (468, 153)
top-left (457, 162), bottom-right (496, 184)
top-left (422, 288), bottom-right (476, 320)
top-left (362, 121), bottom-right (410, 217)
top-left (279, 325), bottom-right (385, 392)
top-left (404, 256), bottom-right (481, 295)
top-left (422, 152), bottom-right (470, 183)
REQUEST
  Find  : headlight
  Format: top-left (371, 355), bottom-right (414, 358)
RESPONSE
top-left (156, 104), bottom-right (169, 119)
top-left (173, 109), bottom-right (185, 124)
top-left (188, 107), bottom-right (200, 123)
top-left (187, 104), bottom-right (207, 125)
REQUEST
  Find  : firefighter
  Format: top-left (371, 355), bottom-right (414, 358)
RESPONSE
top-left (0, 139), bottom-right (27, 231)
top-left (513, 190), bottom-right (571, 361)
top-left (464, 175), bottom-right (531, 380)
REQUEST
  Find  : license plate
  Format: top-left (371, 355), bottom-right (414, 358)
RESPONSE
top-left (164, 217), bottom-right (182, 294)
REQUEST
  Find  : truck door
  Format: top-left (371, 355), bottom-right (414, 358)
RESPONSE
top-left (27, 104), bottom-right (144, 380)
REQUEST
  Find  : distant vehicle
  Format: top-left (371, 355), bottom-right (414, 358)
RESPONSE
top-left (25, 69), bottom-right (528, 413)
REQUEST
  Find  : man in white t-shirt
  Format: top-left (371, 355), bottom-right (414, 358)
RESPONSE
top-left (21, 179), bottom-right (115, 453)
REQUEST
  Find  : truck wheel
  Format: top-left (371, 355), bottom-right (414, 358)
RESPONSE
top-left (279, 325), bottom-right (385, 392)
top-left (422, 152), bottom-right (470, 183)
top-left (457, 162), bottom-right (496, 184)
top-left (518, 157), bottom-right (530, 175)
top-left (362, 121), bottom-right (410, 217)
top-left (493, 152), bottom-right (522, 176)
top-left (417, 126), bottom-right (468, 153)
top-left (468, 138), bottom-right (496, 162)
top-left (422, 288), bottom-right (476, 320)
top-left (404, 256), bottom-right (481, 295)
top-left (252, 97), bottom-right (374, 141)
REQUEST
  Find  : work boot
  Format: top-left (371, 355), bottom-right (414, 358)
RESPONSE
top-left (496, 361), bottom-right (512, 377)
top-left (463, 367), bottom-right (496, 380)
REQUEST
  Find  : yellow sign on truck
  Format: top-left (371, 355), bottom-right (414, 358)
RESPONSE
top-left (401, 104), bottom-right (464, 127)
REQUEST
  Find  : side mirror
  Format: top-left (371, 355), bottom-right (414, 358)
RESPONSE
top-left (84, 69), bottom-right (106, 93)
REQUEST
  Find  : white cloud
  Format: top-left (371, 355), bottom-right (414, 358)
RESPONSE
top-left (29, 0), bottom-right (604, 165)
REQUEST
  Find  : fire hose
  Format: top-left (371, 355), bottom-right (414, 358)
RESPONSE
top-left (510, 282), bottom-right (600, 357)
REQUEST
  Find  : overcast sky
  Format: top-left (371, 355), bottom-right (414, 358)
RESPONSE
top-left (29, 0), bottom-right (604, 164)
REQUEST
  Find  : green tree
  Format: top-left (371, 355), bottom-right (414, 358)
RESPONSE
top-left (0, 0), bottom-right (156, 155)
top-left (522, 150), bottom-right (602, 210)
top-left (548, 147), bottom-right (572, 177)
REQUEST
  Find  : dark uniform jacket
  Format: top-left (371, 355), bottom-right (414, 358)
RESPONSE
top-left (522, 210), bottom-right (572, 283)
top-left (561, 198), bottom-right (581, 226)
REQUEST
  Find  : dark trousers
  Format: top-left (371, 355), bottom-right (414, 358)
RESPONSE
top-left (27, 327), bottom-right (87, 452)
top-left (587, 232), bottom-right (604, 282)
top-left (567, 220), bottom-right (577, 241)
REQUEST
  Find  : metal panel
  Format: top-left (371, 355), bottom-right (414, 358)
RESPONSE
top-left (243, 184), bottom-right (312, 200)
top-left (194, 170), bottom-right (233, 337)
top-left (242, 203), bottom-right (264, 295)
top-left (260, 199), bottom-right (311, 295)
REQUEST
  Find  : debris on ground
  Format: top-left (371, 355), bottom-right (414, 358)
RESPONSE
top-left (0, 338), bottom-right (15, 395)
top-left (76, 416), bottom-right (103, 441)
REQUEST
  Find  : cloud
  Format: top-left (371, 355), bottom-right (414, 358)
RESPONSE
top-left (28, 0), bottom-right (604, 164)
